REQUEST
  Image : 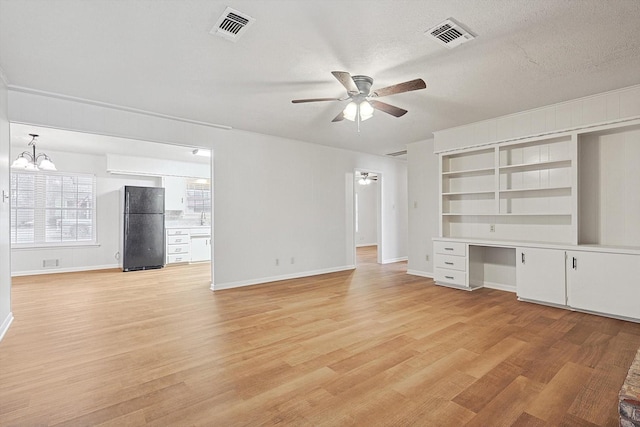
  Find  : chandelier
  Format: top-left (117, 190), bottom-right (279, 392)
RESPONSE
top-left (11, 134), bottom-right (57, 171)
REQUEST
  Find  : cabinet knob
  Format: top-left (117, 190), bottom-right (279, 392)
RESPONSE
top-left (521, 252), bottom-right (525, 264)
top-left (572, 257), bottom-right (577, 269)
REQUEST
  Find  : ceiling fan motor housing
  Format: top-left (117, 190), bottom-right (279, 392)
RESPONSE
top-left (352, 75), bottom-right (373, 96)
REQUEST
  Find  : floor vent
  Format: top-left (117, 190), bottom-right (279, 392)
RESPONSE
top-left (386, 150), bottom-right (407, 157)
top-left (211, 7), bottom-right (255, 42)
top-left (425, 18), bottom-right (476, 49)
top-left (43, 259), bottom-right (60, 268)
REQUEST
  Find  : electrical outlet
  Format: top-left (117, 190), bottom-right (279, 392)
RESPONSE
top-left (425, 254), bottom-right (429, 262)
top-left (291, 257), bottom-right (295, 264)
top-left (490, 224), bottom-right (495, 232)
top-left (275, 258), bottom-right (279, 266)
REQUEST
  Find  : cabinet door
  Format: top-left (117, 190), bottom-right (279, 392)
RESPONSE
top-left (190, 237), bottom-right (211, 262)
top-left (163, 176), bottom-right (186, 211)
top-left (566, 251), bottom-right (640, 320)
top-left (516, 248), bottom-right (566, 305)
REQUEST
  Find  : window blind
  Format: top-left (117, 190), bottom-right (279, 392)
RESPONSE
top-left (10, 171), bottom-right (96, 246)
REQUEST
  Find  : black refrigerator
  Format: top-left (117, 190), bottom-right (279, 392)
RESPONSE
top-left (121, 186), bottom-right (165, 271)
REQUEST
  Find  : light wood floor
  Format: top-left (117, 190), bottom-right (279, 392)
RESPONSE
top-left (1, 246), bottom-right (639, 426)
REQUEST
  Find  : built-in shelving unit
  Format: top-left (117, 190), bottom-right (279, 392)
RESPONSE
top-left (439, 134), bottom-right (577, 244)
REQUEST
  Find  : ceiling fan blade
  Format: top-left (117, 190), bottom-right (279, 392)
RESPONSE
top-left (331, 111), bottom-right (345, 122)
top-left (291, 97), bottom-right (342, 104)
top-left (372, 78), bottom-right (426, 98)
top-left (331, 71), bottom-right (359, 94)
top-left (369, 100), bottom-right (408, 117)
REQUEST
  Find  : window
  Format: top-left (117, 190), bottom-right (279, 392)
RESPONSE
top-left (10, 171), bottom-right (96, 247)
top-left (185, 178), bottom-right (211, 214)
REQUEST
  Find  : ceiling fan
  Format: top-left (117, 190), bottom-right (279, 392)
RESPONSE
top-left (356, 171), bottom-right (378, 185)
top-left (291, 71), bottom-right (426, 127)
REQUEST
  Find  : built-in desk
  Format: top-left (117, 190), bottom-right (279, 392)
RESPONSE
top-left (433, 238), bottom-right (640, 322)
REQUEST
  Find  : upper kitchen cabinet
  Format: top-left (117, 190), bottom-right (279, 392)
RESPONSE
top-left (163, 176), bottom-right (187, 211)
top-left (163, 176), bottom-right (211, 213)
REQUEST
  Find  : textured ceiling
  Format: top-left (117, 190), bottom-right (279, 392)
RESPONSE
top-left (2, 0), bottom-right (640, 156)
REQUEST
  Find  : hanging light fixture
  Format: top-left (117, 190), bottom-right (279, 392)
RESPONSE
top-left (11, 134), bottom-right (57, 171)
top-left (342, 100), bottom-right (374, 122)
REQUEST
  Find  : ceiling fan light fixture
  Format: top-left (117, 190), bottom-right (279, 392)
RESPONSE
top-left (343, 102), bottom-right (358, 121)
top-left (359, 101), bottom-right (374, 121)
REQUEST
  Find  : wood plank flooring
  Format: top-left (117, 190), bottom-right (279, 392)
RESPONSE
top-left (1, 246), bottom-right (639, 426)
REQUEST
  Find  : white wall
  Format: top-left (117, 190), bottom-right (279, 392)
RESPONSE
top-left (406, 139), bottom-right (439, 277)
top-left (0, 70), bottom-right (12, 341)
top-left (355, 179), bottom-right (377, 247)
top-left (6, 89), bottom-right (409, 289)
top-left (9, 148), bottom-right (160, 275)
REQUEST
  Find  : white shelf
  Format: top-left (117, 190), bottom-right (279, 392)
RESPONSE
top-left (442, 190), bottom-right (496, 196)
top-left (443, 212), bottom-right (571, 217)
top-left (499, 159), bottom-right (571, 172)
top-left (499, 186), bottom-right (572, 195)
top-left (442, 167), bottom-right (495, 177)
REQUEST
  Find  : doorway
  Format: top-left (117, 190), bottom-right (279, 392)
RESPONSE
top-left (354, 170), bottom-right (381, 265)
top-left (8, 124), bottom-right (214, 287)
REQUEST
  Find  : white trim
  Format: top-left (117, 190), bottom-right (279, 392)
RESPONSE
top-left (356, 243), bottom-right (378, 248)
top-left (211, 265), bottom-right (356, 291)
top-left (8, 85), bottom-right (232, 131)
top-left (0, 312), bottom-right (14, 343)
top-left (11, 263), bottom-right (119, 277)
top-left (381, 256), bottom-right (407, 264)
top-left (433, 83), bottom-right (640, 138)
top-left (406, 269), bottom-right (434, 279)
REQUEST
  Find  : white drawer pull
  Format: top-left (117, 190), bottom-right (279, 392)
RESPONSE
top-left (445, 247), bottom-right (454, 251)
top-left (175, 248), bottom-right (182, 252)
top-left (445, 275), bottom-right (454, 280)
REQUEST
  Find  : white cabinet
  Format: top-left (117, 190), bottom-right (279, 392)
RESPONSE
top-left (516, 247), bottom-right (566, 306)
top-left (190, 236), bottom-right (211, 262)
top-left (166, 228), bottom-right (190, 264)
top-left (433, 241), bottom-right (470, 290)
top-left (566, 251), bottom-right (640, 320)
top-left (163, 176), bottom-right (186, 211)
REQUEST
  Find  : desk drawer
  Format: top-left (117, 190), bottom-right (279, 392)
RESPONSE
top-left (435, 254), bottom-right (466, 271)
top-left (434, 241), bottom-right (466, 257)
top-left (167, 243), bottom-right (190, 254)
top-left (167, 235), bottom-right (189, 245)
top-left (434, 268), bottom-right (467, 287)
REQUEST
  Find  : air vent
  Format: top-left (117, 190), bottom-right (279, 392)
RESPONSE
top-left (425, 18), bottom-right (476, 49)
top-left (386, 150), bottom-right (407, 157)
top-left (211, 7), bottom-right (255, 42)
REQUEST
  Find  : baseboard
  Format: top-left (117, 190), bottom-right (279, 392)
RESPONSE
top-left (0, 312), bottom-right (14, 343)
top-left (212, 265), bottom-right (356, 291)
top-left (381, 256), bottom-right (408, 264)
top-left (472, 280), bottom-right (516, 293)
top-left (11, 264), bottom-right (120, 277)
top-left (406, 269), bottom-right (434, 279)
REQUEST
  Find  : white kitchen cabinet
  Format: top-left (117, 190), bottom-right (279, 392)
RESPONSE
top-left (516, 247), bottom-right (566, 306)
top-left (166, 228), bottom-right (190, 264)
top-left (163, 176), bottom-right (186, 211)
top-left (566, 251), bottom-right (640, 320)
top-left (190, 236), bottom-right (211, 262)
